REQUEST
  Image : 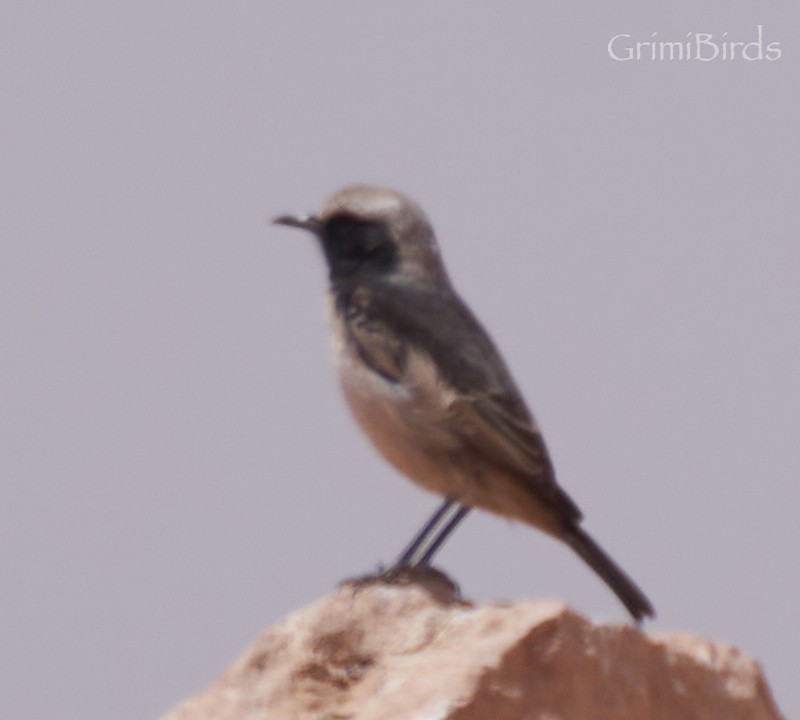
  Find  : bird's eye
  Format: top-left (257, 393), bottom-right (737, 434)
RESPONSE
top-left (326, 216), bottom-right (374, 256)
top-left (323, 215), bottom-right (397, 274)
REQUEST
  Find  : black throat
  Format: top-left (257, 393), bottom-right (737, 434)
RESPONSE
top-left (320, 215), bottom-right (399, 283)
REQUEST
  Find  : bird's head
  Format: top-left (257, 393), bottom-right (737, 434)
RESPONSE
top-left (274, 185), bottom-right (449, 287)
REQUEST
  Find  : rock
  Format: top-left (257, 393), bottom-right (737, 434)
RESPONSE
top-left (162, 569), bottom-right (784, 720)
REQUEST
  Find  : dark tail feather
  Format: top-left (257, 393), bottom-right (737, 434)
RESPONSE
top-left (563, 524), bottom-right (655, 623)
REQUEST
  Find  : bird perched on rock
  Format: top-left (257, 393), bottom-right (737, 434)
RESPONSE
top-left (274, 185), bottom-right (654, 622)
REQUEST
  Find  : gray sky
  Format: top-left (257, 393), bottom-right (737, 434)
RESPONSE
top-left (2, 3), bottom-right (798, 718)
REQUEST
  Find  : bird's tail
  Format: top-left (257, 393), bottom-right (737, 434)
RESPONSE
top-left (563, 524), bottom-right (655, 623)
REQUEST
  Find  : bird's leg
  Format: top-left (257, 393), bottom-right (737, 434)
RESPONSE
top-left (415, 504), bottom-right (471, 567)
top-left (391, 498), bottom-right (458, 568)
top-left (390, 498), bottom-right (471, 569)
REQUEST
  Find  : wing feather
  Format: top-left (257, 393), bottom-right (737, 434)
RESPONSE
top-left (343, 286), bottom-right (407, 383)
top-left (335, 279), bottom-right (582, 522)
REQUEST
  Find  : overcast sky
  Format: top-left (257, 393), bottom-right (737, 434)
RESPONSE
top-left (2, 3), bottom-right (798, 718)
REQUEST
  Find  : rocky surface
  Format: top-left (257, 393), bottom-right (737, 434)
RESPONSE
top-left (163, 569), bottom-right (784, 720)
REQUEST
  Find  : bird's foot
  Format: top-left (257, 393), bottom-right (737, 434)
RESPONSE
top-left (340, 564), bottom-right (465, 604)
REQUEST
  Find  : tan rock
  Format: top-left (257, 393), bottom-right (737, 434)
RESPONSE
top-left (163, 570), bottom-right (784, 720)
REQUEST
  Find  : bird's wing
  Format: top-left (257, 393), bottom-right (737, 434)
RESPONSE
top-left (339, 281), bottom-right (582, 522)
top-left (342, 286), bottom-right (407, 383)
top-left (450, 389), bottom-right (582, 522)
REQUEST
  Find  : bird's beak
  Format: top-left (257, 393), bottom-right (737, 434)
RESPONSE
top-left (272, 214), bottom-right (323, 235)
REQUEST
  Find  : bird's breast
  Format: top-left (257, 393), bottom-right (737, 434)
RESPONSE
top-left (325, 295), bottom-right (464, 496)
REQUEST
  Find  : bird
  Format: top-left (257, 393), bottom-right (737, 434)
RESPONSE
top-left (274, 184), bottom-right (655, 622)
